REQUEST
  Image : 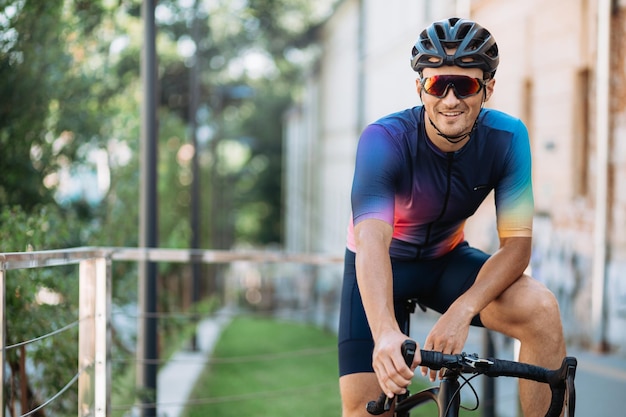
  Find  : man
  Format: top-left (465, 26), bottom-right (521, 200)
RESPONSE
top-left (338, 17), bottom-right (567, 417)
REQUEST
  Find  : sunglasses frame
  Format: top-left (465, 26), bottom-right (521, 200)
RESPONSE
top-left (420, 75), bottom-right (486, 99)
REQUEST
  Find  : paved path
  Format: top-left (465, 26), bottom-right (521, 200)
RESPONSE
top-left (571, 348), bottom-right (626, 416)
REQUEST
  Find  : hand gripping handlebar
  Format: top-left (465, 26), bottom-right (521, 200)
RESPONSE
top-left (367, 340), bottom-right (577, 417)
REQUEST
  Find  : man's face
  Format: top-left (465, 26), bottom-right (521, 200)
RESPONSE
top-left (416, 66), bottom-right (495, 150)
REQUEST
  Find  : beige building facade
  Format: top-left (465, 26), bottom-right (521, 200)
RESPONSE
top-left (283, 0), bottom-right (626, 354)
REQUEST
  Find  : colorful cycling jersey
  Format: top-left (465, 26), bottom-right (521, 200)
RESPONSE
top-left (347, 106), bottom-right (533, 260)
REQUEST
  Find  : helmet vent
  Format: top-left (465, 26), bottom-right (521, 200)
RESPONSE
top-left (486, 44), bottom-right (498, 58)
top-left (456, 24), bottom-right (472, 40)
top-left (434, 25), bottom-right (445, 39)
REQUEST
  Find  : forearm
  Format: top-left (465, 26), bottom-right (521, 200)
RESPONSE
top-left (449, 236), bottom-right (532, 321)
top-left (356, 245), bottom-right (399, 339)
top-left (354, 219), bottom-right (399, 340)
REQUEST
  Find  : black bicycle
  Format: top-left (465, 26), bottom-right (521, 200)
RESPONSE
top-left (366, 301), bottom-right (577, 417)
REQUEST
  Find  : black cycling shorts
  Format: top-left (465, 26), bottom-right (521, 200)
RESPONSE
top-left (338, 242), bottom-right (489, 376)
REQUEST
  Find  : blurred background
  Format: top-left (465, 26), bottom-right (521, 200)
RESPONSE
top-left (1, 0), bottom-right (625, 416)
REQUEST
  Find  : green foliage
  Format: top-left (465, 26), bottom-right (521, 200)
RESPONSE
top-left (2, 0), bottom-right (330, 248)
top-left (0, 205), bottom-right (87, 414)
top-left (0, 0), bottom-right (114, 210)
top-left (1, 0), bottom-right (333, 413)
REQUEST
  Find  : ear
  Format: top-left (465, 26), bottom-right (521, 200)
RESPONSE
top-left (415, 78), bottom-right (423, 101)
top-left (483, 78), bottom-right (496, 102)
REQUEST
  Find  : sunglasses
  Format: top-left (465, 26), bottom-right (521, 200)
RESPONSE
top-left (420, 75), bottom-right (486, 99)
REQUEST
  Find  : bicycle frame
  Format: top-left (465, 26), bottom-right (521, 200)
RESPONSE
top-left (394, 371), bottom-right (462, 417)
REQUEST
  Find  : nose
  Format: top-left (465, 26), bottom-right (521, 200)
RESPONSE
top-left (441, 85), bottom-right (461, 103)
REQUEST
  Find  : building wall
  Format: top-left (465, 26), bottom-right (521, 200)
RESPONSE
top-left (283, 0), bottom-right (626, 353)
top-left (315, 0), bottom-right (360, 254)
top-left (472, 0), bottom-right (626, 352)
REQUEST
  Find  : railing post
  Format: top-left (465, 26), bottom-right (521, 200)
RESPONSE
top-left (0, 265), bottom-right (6, 417)
top-left (79, 256), bottom-right (111, 417)
top-left (95, 256), bottom-right (112, 417)
top-left (78, 259), bottom-right (96, 416)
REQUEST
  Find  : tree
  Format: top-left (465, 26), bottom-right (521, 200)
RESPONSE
top-left (1, 0), bottom-right (333, 413)
top-left (149, 0), bottom-right (330, 248)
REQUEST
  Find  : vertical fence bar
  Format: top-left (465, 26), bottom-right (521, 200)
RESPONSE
top-left (0, 265), bottom-right (5, 417)
top-left (78, 255), bottom-right (111, 417)
top-left (94, 256), bottom-right (111, 417)
top-left (78, 260), bottom-right (96, 416)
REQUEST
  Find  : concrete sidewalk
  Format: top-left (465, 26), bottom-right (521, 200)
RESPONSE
top-left (156, 309), bottom-right (231, 417)
top-left (570, 348), bottom-right (626, 416)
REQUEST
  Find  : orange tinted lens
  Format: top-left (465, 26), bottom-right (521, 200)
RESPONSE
top-left (422, 75), bottom-right (482, 98)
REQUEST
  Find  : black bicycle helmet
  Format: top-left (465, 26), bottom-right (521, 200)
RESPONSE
top-left (411, 17), bottom-right (499, 79)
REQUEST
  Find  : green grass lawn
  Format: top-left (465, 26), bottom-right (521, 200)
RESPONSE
top-left (182, 315), bottom-right (478, 417)
top-left (182, 315), bottom-right (340, 417)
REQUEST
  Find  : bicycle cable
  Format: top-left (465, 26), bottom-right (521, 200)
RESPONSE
top-left (441, 372), bottom-right (481, 417)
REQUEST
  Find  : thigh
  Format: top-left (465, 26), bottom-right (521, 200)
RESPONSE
top-left (419, 242), bottom-right (489, 326)
top-left (338, 249), bottom-right (441, 376)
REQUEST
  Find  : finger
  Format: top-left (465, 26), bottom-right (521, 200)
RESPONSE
top-left (424, 344), bottom-right (447, 382)
top-left (421, 337), bottom-right (441, 378)
top-left (373, 360), bottom-right (393, 398)
top-left (412, 345), bottom-right (422, 371)
top-left (394, 348), bottom-right (415, 379)
top-left (429, 367), bottom-right (438, 382)
top-left (376, 356), bottom-right (409, 397)
top-left (388, 358), bottom-right (413, 393)
top-left (380, 370), bottom-right (408, 397)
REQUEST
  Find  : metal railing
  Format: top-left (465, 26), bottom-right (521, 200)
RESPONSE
top-left (0, 247), bottom-right (342, 417)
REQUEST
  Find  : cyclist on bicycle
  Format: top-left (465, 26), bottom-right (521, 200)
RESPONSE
top-left (338, 17), bottom-right (567, 417)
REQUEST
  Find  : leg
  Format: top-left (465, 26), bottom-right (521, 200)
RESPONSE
top-left (337, 244), bottom-right (487, 416)
top-left (480, 275), bottom-right (566, 417)
top-left (338, 249), bottom-right (434, 417)
top-left (340, 373), bottom-right (394, 417)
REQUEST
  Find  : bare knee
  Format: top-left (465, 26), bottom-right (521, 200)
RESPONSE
top-left (482, 275), bottom-right (564, 339)
top-left (523, 281), bottom-right (561, 325)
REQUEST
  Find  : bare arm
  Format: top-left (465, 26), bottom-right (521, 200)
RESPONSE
top-left (422, 236), bottom-right (531, 378)
top-left (450, 236), bottom-right (531, 322)
top-left (354, 218), bottom-right (416, 397)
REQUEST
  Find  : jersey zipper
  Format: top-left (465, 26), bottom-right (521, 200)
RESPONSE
top-left (422, 152), bottom-right (454, 254)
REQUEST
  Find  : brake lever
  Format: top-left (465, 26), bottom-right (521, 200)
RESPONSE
top-left (565, 358), bottom-right (577, 417)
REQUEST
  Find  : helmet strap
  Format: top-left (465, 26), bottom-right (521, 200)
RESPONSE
top-left (420, 88), bottom-right (484, 145)
top-left (427, 116), bottom-right (475, 144)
